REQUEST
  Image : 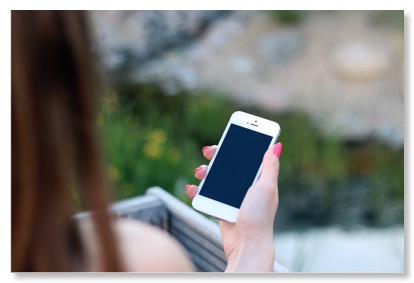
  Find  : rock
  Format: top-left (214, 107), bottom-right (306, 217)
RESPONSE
top-left (257, 30), bottom-right (304, 65)
top-left (90, 11), bottom-right (231, 70)
top-left (228, 56), bottom-right (254, 75)
top-left (330, 42), bottom-right (393, 82)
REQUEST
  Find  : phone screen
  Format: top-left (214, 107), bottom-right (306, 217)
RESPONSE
top-left (199, 124), bottom-right (272, 209)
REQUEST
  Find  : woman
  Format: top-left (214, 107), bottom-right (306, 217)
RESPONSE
top-left (12, 10), bottom-right (282, 272)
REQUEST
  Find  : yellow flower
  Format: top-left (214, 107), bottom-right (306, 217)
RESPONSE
top-left (148, 129), bottom-right (167, 144)
top-left (143, 129), bottom-right (168, 159)
top-left (108, 165), bottom-right (119, 181)
top-left (144, 142), bottom-right (162, 159)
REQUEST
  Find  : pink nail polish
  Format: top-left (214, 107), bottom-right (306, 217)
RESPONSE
top-left (274, 142), bottom-right (283, 158)
top-left (185, 184), bottom-right (190, 191)
top-left (202, 146), bottom-right (209, 153)
top-left (194, 166), bottom-right (202, 174)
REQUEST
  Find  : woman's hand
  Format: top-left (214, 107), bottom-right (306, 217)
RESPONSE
top-left (186, 143), bottom-right (282, 272)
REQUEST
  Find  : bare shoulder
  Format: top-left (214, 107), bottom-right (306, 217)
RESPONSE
top-left (115, 218), bottom-right (194, 272)
top-left (78, 217), bottom-right (194, 272)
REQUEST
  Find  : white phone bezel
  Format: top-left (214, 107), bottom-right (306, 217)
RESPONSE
top-left (192, 111), bottom-right (281, 223)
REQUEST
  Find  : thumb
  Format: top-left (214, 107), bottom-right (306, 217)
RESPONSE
top-left (257, 142), bottom-right (282, 186)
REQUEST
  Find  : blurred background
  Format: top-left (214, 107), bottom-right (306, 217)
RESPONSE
top-left (88, 11), bottom-right (404, 272)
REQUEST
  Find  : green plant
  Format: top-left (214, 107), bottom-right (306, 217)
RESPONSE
top-left (268, 10), bottom-right (307, 25)
top-left (99, 83), bottom-right (236, 203)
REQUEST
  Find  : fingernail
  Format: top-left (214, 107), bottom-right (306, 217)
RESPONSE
top-left (194, 166), bottom-right (202, 175)
top-left (274, 142), bottom-right (283, 158)
top-left (185, 184), bottom-right (190, 191)
top-left (202, 146), bottom-right (210, 153)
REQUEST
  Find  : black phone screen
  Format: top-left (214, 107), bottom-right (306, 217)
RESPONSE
top-left (199, 124), bottom-right (272, 209)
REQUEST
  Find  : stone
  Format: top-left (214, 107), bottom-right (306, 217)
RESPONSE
top-left (228, 56), bottom-right (254, 75)
top-left (257, 30), bottom-right (304, 65)
top-left (90, 11), bottom-right (231, 69)
top-left (330, 42), bottom-right (393, 82)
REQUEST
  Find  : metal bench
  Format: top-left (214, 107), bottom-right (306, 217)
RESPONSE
top-left (76, 186), bottom-right (289, 272)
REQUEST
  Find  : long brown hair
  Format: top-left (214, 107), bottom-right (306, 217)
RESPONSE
top-left (12, 11), bottom-right (122, 271)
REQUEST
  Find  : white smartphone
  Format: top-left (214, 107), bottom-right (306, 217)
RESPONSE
top-left (192, 111), bottom-right (281, 223)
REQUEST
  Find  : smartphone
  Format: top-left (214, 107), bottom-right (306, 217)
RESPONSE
top-left (192, 111), bottom-right (281, 223)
